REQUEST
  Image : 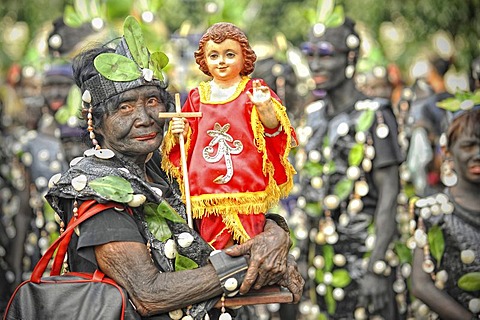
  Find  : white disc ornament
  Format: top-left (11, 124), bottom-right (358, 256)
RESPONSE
top-left (376, 124), bottom-right (389, 139)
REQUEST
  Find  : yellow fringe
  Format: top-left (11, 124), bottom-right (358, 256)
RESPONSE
top-left (250, 96), bottom-right (297, 198)
top-left (161, 124), bottom-right (192, 201)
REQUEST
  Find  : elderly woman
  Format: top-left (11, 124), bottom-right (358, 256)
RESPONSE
top-left (45, 17), bottom-right (303, 320)
top-left (411, 105), bottom-right (480, 319)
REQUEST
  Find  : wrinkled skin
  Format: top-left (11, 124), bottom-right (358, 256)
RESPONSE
top-left (226, 219), bottom-right (304, 303)
top-left (96, 86), bottom-right (168, 166)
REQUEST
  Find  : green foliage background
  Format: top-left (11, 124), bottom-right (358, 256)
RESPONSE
top-left (0, 0), bottom-right (479, 80)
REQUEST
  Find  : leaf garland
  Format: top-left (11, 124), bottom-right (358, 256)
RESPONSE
top-left (88, 175), bottom-right (195, 271)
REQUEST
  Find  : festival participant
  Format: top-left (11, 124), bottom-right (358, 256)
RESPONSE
top-left (410, 101), bottom-right (480, 320)
top-left (45, 17), bottom-right (303, 319)
top-left (293, 14), bottom-right (403, 319)
top-left (0, 18), bottom-right (98, 307)
top-left (162, 22), bottom-right (297, 250)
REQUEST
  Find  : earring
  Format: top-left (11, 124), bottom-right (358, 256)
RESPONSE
top-left (82, 90), bottom-right (101, 150)
top-left (345, 51), bottom-right (356, 79)
top-left (345, 65), bottom-right (355, 79)
top-left (440, 158), bottom-right (457, 187)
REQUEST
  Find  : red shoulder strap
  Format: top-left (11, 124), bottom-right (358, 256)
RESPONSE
top-left (31, 200), bottom-right (121, 283)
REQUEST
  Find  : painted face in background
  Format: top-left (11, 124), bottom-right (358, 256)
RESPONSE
top-left (98, 86), bottom-right (167, 161)
top-left (450, 117), bottom-right (480, 185)
top-left (42, 74), bottom-right (74, 112)
top-left (205, 39), bottom-right (244, 85)
top-left (302, 25), bottom-right (354, 91)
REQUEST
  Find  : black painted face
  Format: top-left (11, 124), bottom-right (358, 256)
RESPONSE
top-left (96, 86), bottom-right (168, 162)
top-left (42, 74), bottom-right (74, 112)
top-left (450, 124), bottom-right (480, 185)
top-left (302, 28), bottom-right (350, 91)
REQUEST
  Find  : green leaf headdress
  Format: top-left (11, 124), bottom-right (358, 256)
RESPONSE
top-left (306, 0), bottom-right (345, 38)
top-left (81, 15), bottom-right (169, 107)
top-left (437, 89), bottom-right (480, 113)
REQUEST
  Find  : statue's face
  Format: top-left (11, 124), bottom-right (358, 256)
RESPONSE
top-left (302, 28), bottom-right (350, 91)
top-left (450, 122), bottom-right (480, 185)
top-left (205, 39), bottom-right (244, 85)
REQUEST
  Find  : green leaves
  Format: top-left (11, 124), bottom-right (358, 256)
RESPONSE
top-left (175, 254), bottom-right (199, 271)
top-left (427, 225), bottom-right (445, 268)
top-left (93, 15), bottom-right (169, 83)
top-left (123, 15), bottom-right (149, 68)
top-left (331, 269), bottom-right (351, 288)
top-left (64, 0), bottom-right (105, 28)
top-left (394, 242), bottom-right (412, 264)
top-left (348, 143), bottom-right (364, 166)
top-left (89, 176), bottom-right (134, 203)
top-left (355, 110), bottom-right (375, 132)
top-left (143, 202), bottom-right (197, 271)
top-left (144, 202), bottom-right (186, 241)
top-left (94, 53), bottom-right (141, 81)
top-left (309, 0), bottom-right (344, 28)
top-left (334, 179), bottom-right (353, 201)
top-left (303, 161), bottom-right (324, 177)
top-left (150, 52), bottom-right (169, 81)
top-left (156, 201), bottom-right (186, 223)
top-left (323, 244), bottom-right (334, 272)
top-left (324, 5), bottom-right (345, 28)
top-left (144, 203), bottom-right (172, 241)
top-left (437, 89), bottom-right (480, 112)
top-left (458, 272), bottom-right (480, 291)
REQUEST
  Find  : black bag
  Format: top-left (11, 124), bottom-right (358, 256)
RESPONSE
top-left (3, 200), bottom-right (141, 320)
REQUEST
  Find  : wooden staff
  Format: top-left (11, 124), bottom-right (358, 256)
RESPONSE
top-left (158, 93), bottom-right (202, 228)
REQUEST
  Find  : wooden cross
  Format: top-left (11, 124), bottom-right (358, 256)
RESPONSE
top-left (158, 93), bottom-right (202, 228)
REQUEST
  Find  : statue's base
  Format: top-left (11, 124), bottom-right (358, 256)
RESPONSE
top-left (215, 286), bottom-right (293, 308)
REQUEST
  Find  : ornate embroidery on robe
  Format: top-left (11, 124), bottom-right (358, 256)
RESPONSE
top-left (202, 122), bottom-right (243, 184)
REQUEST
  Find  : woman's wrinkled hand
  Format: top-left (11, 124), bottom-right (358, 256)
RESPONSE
top-left (277, 254), bottom-right (305, 303)
top-left (224, 219), bottom-right (290, 294)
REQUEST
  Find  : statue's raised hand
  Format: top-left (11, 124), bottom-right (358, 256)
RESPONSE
top-left (247, 79), bottom-right (279, 129)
